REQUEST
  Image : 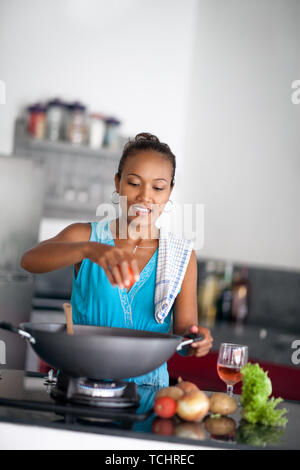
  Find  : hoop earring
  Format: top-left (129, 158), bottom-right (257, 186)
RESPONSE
top-left (163, 199), bottom-right (173, 213)
top-left (111, 190), bottom-right (120, 204)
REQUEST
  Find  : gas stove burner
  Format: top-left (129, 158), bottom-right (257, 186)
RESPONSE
top-left (76, 379), bottom-right (127, 398)
top-left (51, 373), bottom-right (140, 409)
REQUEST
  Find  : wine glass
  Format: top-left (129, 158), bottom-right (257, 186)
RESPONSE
top-left (217, 343), bottom-right (248, 396)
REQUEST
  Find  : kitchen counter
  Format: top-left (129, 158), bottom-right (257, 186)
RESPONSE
top-left (0, 369), bottom-right (298, 450)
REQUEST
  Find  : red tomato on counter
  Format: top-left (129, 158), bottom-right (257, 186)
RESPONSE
top-left (154, 397), bottom-right (177, 418)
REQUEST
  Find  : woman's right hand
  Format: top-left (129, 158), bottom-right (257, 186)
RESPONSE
top-left (84, 242), bottom-right (140, 289)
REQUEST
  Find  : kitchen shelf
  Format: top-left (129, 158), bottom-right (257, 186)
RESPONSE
top-left (13, 118), bottom-right (125, 161)
top-left (12, 118), bottom-right (123, 219)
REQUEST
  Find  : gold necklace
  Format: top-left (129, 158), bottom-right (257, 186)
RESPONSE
top-left (133, 244), bottom-right (157, 254)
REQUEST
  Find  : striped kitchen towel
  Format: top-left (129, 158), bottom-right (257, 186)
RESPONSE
top-left (154, 227), bottom-right (194, 324)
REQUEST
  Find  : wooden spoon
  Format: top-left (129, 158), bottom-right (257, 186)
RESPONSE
top-left (63, 302), bottom-right (74, 335)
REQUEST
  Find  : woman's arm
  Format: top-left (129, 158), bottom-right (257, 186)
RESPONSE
top-left (20, 223), bottom-right (92, 273)
top-left (173, 250), bottom-right (213, 357)
top-left (20, 222), bottom-right (140, 288)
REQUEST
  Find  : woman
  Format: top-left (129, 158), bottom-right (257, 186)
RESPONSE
top-left (21, 133), bottom-right (213, 387)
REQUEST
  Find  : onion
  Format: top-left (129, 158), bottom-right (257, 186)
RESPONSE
top-left (177, 391), bottom-right (210, 422)
top-left (177, 377), bottom-right (199, 395)
top-left (154, 386), bottom-right (184, 402)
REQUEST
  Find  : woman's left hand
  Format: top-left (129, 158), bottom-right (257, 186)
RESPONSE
top-left (183, 324), bottom-right (213, 358)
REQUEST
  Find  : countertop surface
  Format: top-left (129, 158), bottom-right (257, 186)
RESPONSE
top-left (0, 369), bottom-right (298, 450)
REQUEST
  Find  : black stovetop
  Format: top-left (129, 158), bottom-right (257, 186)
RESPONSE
top-left (0, 369), bottom-right (152, 424)
top-left (0, 369), bottom-right (299, 449)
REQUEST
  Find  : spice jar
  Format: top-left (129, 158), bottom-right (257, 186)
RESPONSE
top-left (46, 98), bottom-right (65, 142)
top-left (103, 117), bottom-right (121, 149)
top-left (88, 113), bottom-right (106, 149)
top-left (27, 104), bottom-right (46, 140)
top-left (66, 102), bottom-right (87, 145)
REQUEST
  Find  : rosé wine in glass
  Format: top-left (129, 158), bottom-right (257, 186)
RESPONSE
top-left (217, 343), bottom-right (248, 396)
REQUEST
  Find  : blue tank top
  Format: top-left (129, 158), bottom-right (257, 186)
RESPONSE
top-left (70, 218), bottom-right (176, 387)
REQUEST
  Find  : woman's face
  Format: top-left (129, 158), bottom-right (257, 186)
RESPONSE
top-left (115, 151), bottom-right (173, 231)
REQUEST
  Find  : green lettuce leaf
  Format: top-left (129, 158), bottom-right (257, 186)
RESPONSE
top-left (240, 362), bottom-right (272, 408)
top-left (240, 362), bottom-right (288, 427)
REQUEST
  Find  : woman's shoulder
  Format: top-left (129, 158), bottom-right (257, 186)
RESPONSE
top-left (66, 222), bottom-right (92, 241)
top-left (76, 219), bottom-right (113, 243)
top-left (46, 222), bottom-right (91, 243)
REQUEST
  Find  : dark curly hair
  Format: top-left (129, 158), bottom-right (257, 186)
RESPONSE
top-left (117, 133), bottom-right (176, 187)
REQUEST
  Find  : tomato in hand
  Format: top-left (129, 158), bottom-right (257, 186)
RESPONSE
top-left (126, 266), bottom-right (136, 289)
top-left (154, 396), bottom-right (177, 418)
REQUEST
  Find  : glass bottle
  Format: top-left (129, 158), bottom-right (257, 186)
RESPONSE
top-left (88, 113), bottom-right (106, 149)
top-left (103, 117), bottom-right (121, 149)
top-left (231, 267), bottom-right (250, 324)
top-left (197, 261), bottom-right (219, 328)
top-left (66, 102), bottom-right (87, 145)
top-left (216, 263), bottom-right (233, 322)
top-left (27, 103), bottom-right (46, 140)
top-left (46, 98), bottom-right (65, 142)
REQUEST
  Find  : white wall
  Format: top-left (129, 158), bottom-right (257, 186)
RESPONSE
top-left (183, 0), bottom-right (300, 270)
top-left (1, 0), bottom-right (299, 270)
top-left (0, 0), bottom-right (198, 198)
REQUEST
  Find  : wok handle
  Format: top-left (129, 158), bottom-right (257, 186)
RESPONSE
top-left (0, 322), bottom-right (36, 344)
top-left (176, 333), bottom-right (204, 353)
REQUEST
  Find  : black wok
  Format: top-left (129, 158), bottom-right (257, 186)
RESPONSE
top-left (0, 322), bottom-right (203, 380)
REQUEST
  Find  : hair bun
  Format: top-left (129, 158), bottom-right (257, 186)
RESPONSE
top-left (134, 132), bottom-right (160, 143)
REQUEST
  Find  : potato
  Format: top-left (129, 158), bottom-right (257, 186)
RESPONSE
top-left (209, 392), bottom-right (238, 416)
top-left (177, 377), bottom-right (199, 395)
top-left (204, 416), bottom-right (236, 437)
top-left (176, 391), bottom-right (210, 422)
top-left (154, 386), bottom-right (184, 402)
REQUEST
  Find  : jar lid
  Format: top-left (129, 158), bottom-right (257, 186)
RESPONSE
top-left (27, 103), bottom-right (47, 113)
top-left (47, 98), bottom-right (65, 108)
top-left (105, 117), bottom-right (121, 125)
top-left (68, 101), bottom-right (86, 111)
